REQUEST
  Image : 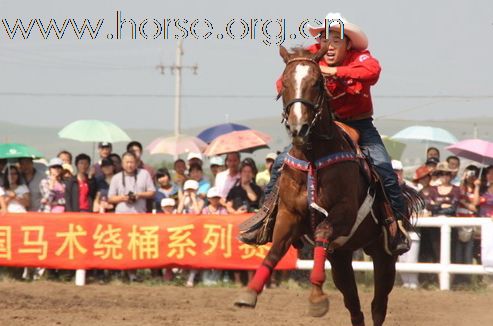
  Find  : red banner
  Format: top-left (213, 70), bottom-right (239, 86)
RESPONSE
top-left (0, 213), bottom-right (297, 270)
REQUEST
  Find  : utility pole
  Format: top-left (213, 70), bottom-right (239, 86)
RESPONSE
top-left (473, 123), bottom-right (478, 139)
top-left (156, 40), bottom-right (198, 136)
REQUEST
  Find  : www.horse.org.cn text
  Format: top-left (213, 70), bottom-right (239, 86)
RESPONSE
top-left (1, 11), bottom-right (346, 46)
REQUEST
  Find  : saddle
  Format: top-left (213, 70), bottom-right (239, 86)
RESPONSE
top-left (238, 123), bottom-right (376, 247)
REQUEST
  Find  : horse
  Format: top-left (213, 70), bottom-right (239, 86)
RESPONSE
top-left (234, 44), bottom-right (423, 326)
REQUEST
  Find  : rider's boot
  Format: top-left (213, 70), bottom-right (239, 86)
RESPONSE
top-left (381, 200), bottom-right (411, 256)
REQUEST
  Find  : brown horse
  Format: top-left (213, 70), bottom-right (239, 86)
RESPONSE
top-left (234, 45), bottom-right (422, 326)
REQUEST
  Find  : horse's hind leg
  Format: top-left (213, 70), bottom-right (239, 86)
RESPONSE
top-left (234, 209), bottom-right (299, 308)
top-left (328, 250), bottom-right (365, 326)
top-left (365, 240), bottom-right (397, 326)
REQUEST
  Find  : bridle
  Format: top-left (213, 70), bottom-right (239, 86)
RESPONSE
top-left (279, 57), bottom-right (331, 135)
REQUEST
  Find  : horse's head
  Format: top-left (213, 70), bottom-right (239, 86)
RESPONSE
top-left (279, 44), bottom-right (329, 147)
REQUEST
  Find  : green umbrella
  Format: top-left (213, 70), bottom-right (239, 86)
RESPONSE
top-left (0, 143), bottom-right (43, 159)
top-left (381, 135), bottom-right (406, 160)
top-left (58, 120), bottom-right (131, 142)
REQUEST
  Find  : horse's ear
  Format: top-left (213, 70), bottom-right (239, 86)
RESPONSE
top-left (279, 45), bottom-right (290, 63)
top-left (312, 43), bottom-right (328, 62)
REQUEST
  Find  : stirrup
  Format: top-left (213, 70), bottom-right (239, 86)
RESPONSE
top-left (382, 220), bottom-right (411, 256)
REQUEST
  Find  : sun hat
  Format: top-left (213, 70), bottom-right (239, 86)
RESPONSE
top-left (183, 179), bottom-right (199, 191)
top-left (209, 156), bottom-right (224, 166)
top-left (187, 152), bottom-right (203, 161)
top-left (206, 187), bottom-right (221, 198)
top-left (435, 161), bottom-right (458, 173)
top-left (412, 165), bottom-right (434, 182)
top-left (265, 153), bottom-right (277, 161)
top-left (160, 198), bottom-right (176, 207)
top-left (48, 157), bottom-right (63, 168)
top-left (306, 12), bottom-right (368, 51)
top-left (391, 160), bottom-right (403, 171)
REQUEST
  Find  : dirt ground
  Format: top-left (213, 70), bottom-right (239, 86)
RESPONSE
top-left (0, 281), bottom-right (492, 326)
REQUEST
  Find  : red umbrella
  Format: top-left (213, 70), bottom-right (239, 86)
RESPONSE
top-left (204, 130), bottom-right (271, 156)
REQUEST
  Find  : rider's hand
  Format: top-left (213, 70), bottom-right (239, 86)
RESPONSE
top-left (321, 66), bottom-right (337, 76)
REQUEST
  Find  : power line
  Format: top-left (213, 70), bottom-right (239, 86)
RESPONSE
top-left (0, 92), bottom-right (492, 99)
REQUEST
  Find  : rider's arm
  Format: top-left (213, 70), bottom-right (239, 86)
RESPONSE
top-left (334, 50), bottom-right (381, 83)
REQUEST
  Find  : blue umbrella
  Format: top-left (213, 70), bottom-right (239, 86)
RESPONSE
top-left (197, 123), bottom-right (250, 144)
top-left (391, 126), bottom-right (458, 145)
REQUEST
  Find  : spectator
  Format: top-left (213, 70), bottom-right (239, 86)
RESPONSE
top-left (160, 198), bottom-right (177, 214)
top-left (426, 147), bottom-right (440, 161)
top-left (202, 187), bottom-right (227, 215)
top-left (454, 165), bottom-right (481, 284)
top-left (256, 153), bottom-right (277, 189)
top-left (177, 180), bottom-right (204, 214)
top-left (19, 157), bottom-right (46, 212)
top-left (93, 158), bottom-right (116, 213)
top-left (108, 153), bottom-right (122, 173)
top-left (65, 153), bottom-right (96, 212)
top-left (425, 157), bottom-right (441, 186)
top-left (200, 187), bottom-right (227, 286)
top-left (1, 165), bottom-right (30, 212)
top-left (0, 158), bottom-right (6, 187)
top-left (127, 141), bottom-right (155, 178)
top-left (93, 142), bottom-right (113, 179)
top-left (209, 156), bottom-right (224, 179)
top-left (215, 152), bottom-right (241, 204)
top-left (420, 161), bottom-right (461, 266)
top-left (154, 168), bottom-right (179, 213)
top-left (57, 150), bottom-right (73, 165)
top-left (108, 152), bottom-right (156, 213)
top-left (447, 155), bottom-right (461, 186)
top-left (226, 161), bottom-right (263, 214)
top-left (0, 193), bottom-right (6, 213)
top-left (393, 160), bottom-right (419, 289)
top-left (39, 158), bottom-right (66, 213)
top-left (478, 165), bottom-right (493, 217)
top-left (241, 158), bottom-right (258, 180)
top-left (173, 159), bottom-right (187, 187)
top-left (187, 152), bottom-right (203, 168)
top-left (61, 163), bottom-right (74, 180)
top-left (412, 165), bottom-right (434, 192)
top-left (189, 163), bottom-right (210, 200)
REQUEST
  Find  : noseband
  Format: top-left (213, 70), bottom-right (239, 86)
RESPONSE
top-left (279, 58), bottom-right (329, 133)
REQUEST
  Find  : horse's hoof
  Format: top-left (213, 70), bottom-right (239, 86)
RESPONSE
top-left (308, 294), bottom-right (329, 317)
top-left (234, 288), bottom-right (258, 308)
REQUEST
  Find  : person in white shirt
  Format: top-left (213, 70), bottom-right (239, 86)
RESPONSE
top-left (2, 165), bottom-right (30, 213)
top-left (214, 152), bottom-right (241, 205)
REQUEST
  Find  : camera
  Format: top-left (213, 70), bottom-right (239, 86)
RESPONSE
top-left (466, 170), bottom-right (476, 178)
top-left (127, 191), bottom-right (137, 203)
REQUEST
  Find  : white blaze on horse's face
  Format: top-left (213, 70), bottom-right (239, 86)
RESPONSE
top-left (293, 64), bottom-right (310, 125)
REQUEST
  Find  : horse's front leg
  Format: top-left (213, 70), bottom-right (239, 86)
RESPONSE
top-left (234, 208), bottom-right (300, 308)
top-left (307, 216), bottom-right (332, 317)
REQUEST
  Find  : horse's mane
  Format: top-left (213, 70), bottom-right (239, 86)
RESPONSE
top-left (289, 46), bottom-right (312, 58)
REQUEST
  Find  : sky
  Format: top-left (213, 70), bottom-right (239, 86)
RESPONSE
top-left (1, 0), bottom-right (492, 132)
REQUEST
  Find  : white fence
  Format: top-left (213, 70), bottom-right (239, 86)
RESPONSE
top-left (73, 217), bottom-right (493, 289)
top-left (297, 217), bottom-right (493, 290)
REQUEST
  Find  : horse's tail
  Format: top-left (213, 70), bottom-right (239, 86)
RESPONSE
top-left (401, 184), bottom-right (425, 230)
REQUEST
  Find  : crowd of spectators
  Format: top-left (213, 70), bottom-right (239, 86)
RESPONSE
top-left (0, 141), bottom-right (278, 286)
top-left (1, 142), bottom-right (491, 289)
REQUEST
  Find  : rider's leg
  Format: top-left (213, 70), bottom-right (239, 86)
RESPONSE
top-left (344, 118), bottom-right (409, 255)
top-left (264, 145), bottom-right (291, 195)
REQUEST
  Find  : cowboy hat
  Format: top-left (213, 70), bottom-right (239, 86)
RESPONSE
top-left (307, 12), bottom-right (368, 51)
top-left (435, 161), bottom-right (458, 173)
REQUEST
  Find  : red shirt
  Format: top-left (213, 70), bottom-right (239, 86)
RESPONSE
top-left (78, 178), bottom-right (90, 210)
top-left (276, 43), bottom-right (381, 121)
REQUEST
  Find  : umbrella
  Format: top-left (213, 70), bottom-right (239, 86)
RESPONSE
top-left (0, 143), bottom-right (43, 159)
top-left (147, 134), bottom-right (207, 156)
top-left (391, 126), bottom-right (458, 145)
top-left (197, 123), bottom-right (250, 143)
top-left (446, 139), bottom-right (493, 166)
top-left (58, 120), bottom-right (131, 143)
top-left (381, 135), bottom-right (406, 160)
top-left (204, 129), bottom-right (271, 156)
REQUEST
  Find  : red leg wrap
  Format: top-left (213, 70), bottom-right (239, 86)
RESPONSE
top-left (248, 263), bottom-right (273, 294)
top-left (310, 245), bottom-right (327, 286)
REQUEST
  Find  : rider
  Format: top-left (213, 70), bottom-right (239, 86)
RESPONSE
top-left (248, 13), bottom-right (410, 255)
